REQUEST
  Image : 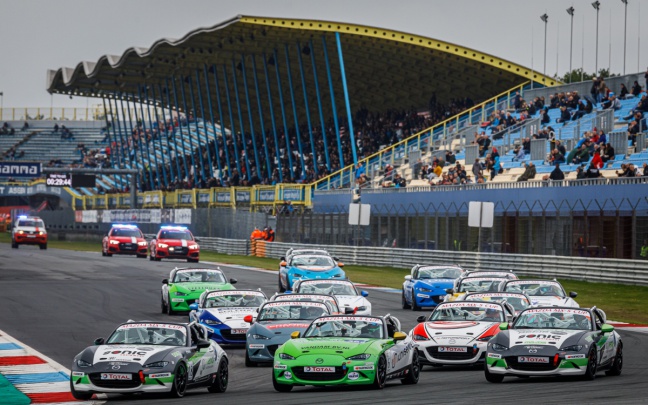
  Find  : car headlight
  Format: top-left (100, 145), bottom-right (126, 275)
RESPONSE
top-left (138, 241), bottom-right (147, 246)
top-left (252, 334), bottom-right (271, 340)
top-left (279, 353), bottom-right (295, 360)
top-left (174, 291), bottom-right (188, 296)
top-left (76, 359), bottom-right (92, 368)
top-left (158, 243), bottom-right (168, 248)
top-left (203, 319), bottom-right (222, 325)
top-left (109, 240), bottom-right (120, 245)
top-left (560, 345), bottom-right (584, 352)
top-left (491, 343), bottom-right (508, 351)
top-left (188, 245), bottom-right (199, 250)
top-left (38, 231), bottom-right (45, 235)
top-left (418, 287), bottom-right (433, 293)
top-left (144, 361), bottom-right (169, 368)
top-left (413, 334), bottom-right (429, 341)
top-left (17, 230), bottom-right (24, 234)
top-left (346, 353), bottom-right (371, 360)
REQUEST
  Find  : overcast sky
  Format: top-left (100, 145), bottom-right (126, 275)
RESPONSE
top-left (1, 0), bottom-right (646, 109)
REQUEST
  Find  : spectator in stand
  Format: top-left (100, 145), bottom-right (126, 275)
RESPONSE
top-left (393, 173), bottom-right (406, 188)
top-left (601, 143), bottom-right (615, 164)
top-left (615, 163), bottom-right (632, 177)
top-left (598, 79), bottom-right (608, 102)
top-left (548, 148), bottom-right (565, 166)
top-left (539, 108), bottom-right (550, 125)
top-left (590, 77), bottom-right (600, 103)
top-left (522, 137), bottom-right (531, 155)
top-left (556, 106), bottom-right (571, 124)
top-left (445, 150), bottom-right (456, 164)
top-left (53, 123), bottom-right (59, 133)
top-left (513, 144), bottom-right (525, 162)
top-left (21, 122), bottom-right (29, 131)
top-left (645, 67), bottom-right (648, 90)
top-left (575, 165), bottom-right (587, 179)
top-left (586, 163), bottom-right (601, 179)
top-left (516, 162), bottom-right (536, 182)
top-left (549, 163), bottom-right (565, 180)
top-left (642, 162), bottom-right (648, 177)
top-left (571, 100), bottom-right (587, 120)
top-left (591, 150), bottom-right (603, 169)
top-left (603, 93), bottom-right (621, 111)
top-left (631, 80), bottom-right (642, 97)
top-left (472, 158), bottom-right (483, 179)
top-left (619, 83), bottom-right (629, 99)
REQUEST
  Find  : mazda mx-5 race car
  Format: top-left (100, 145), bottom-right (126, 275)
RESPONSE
top-left (70, 321), bottom-right (228, 399)
top-left (462, 292), bottom-right (532, 316)
top-left (292, 279), bottom-right (371, 315)
top-left (272, 315), bottom-right (419, 391)
top-left (161, 267), bottom-right (237, 314)
top-left (458, 270), bottom-right (518, 281)
top-left (102, 224), bottom-right (148, 258)
top-left (484, 306), bottom-right (622, 382)
top-left (149, 226), bottom-right (200, 262)
top-left (503, 279), bottom-right (579, 308)
top-left (278, 253), bottom-right (345, 292)
top-left (189, 290), bottom-right (267, 344)
top-left (402, 265), bottom-right (465, 311)
top-left (270, 293), bottom-right (348, 314)
top-left (445, 277), bottom-right (509, 302)
top-left (410, 301), bottom-right (507, 367)
top-left (245, 300), bottom-right (330, 366)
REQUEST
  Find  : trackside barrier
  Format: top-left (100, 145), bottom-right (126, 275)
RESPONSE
top-left (144, 234), bottom-right (249, 256)
top-left (256, 240), bottom-right (267, 258)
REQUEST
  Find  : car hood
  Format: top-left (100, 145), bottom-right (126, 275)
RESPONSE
top-left (15, 226), bottom-right (45, 233)
top-left (157, 238), bottom-right (194, 246)
top-left (203, 307), bottom-right (257, 321)
top-left (171, 283), bottom-right (234, 294)
top-left (283, 337), bottom-right (375, 357)
top-left (290, 265), bottom-right (338, 272)
top-left (422, 321), bottom-right (500, 343)
top-left (109, 236), bottom-right (143, 243)
top-left (91, 345), bottom-right (175, 365)
top-left (252, 320), bottom-right (312, 336)
top-left (528, 296), bottom-right (579, 307)
top-left (414, 279), bottom-right (455, 289)
top-left (506, 329), bottom-right (583, 348)
top-left (334, 295), bottom-right (370, 310)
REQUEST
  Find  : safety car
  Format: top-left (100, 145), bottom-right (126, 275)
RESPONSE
top-left (102, 224), bottom-right (147, 258)
top-left (272, 314), bottom-right (419, 391)
top-left (292, 279), bottom-right (371, 315)
top-left (11, 215), bottom-right (47, 249)
top-left (484, 306), bottom-right (622, 382)
top-left (70, 321), bottom-right (228, 399)
top-left (161, 267), bottom-right (237, 314)
top-left (149, 226), bottom-right (200, 262)
top-left (503, 279), bottom-right (579, 308)
top-left (402, 264), bottom-right (465, 311)
top-left (278, 253), bottom-right (345, 292)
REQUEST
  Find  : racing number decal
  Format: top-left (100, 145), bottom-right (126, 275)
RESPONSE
top-left (386, 341), bottom-right (412, 374)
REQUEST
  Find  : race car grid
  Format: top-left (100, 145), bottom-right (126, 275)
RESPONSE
top-left (0, 328), bottom-right (104, 405)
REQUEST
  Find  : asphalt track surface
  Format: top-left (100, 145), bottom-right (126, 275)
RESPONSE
top-left (0, 244), bottom-right (647, 405)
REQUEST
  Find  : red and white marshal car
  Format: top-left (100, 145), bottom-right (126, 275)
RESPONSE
top-left (149, 226), bottom-right (200, 263)
top-left (12, 215), bottom-right (48, 249)
top-left (102, 224), bottom-right (148, 258)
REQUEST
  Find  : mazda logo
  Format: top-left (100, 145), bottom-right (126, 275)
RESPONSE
top-left (112, 365), bottom-right (120, 370)
top-left (528, 349), bottom-right (537, 353)
top-left (315, 358), bottom-right (324, 364)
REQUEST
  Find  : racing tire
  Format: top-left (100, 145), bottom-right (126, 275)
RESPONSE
top-left (161, 294), bottom-right (168, 314)
top-left (101, 250), bottom-right (106, 256)
top-left (40, 243), bottom-right (47, 250)
top-left (583, 347), bottom-right (598, 380)
top-left (411, 290), bottom-right (421, 311)
top-left (170, 362), bottom-right (188, 398)
top-left (245, 350), bottom-right (256, 367)
top-left (187, 258), bottom-right (199, 263)
top-left (137, 254), bottom-right (147, 259)
top-left (106, 253), bottom-right (112, 257)
top-left (484, 362), bottom-right (504, 383)
top-left (401, 290), bottom-right (411, 309)
top-left (69, 379), bottom-right (93, 400)
top-left (272, 373), bottom-right (293, 392)
top-left (11, 241), bottom-right (18, 249)
top-left (208, 358), bottom-right (228, 393)
top-left (278, 277), bottom-right (286, 293)
top-left (166, 294), bottom-right (175, 315)
top-left (372, 355), bottom-right (387, 389)
top-left (401, 350), bottom-right (420, 385)
top-left (606, 344), bottom-right (623, 376)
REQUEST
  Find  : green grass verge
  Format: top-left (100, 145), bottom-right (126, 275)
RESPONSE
top-left (3, 235), bottom-right (647, 324)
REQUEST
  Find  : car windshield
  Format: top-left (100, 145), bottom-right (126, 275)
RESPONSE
top-left (505, 282), bottom-right (565, 297)
top-left (290, 255), bottom-right (335, 268)
top-left (430, 303), bottom-right (505, 322)
top-left (514, 309), bottom-right (592, 330)
top-left (273, 294), bottom-right (340, 312)
top-left (204, 292), bottom-right (265, 308)
top-left (296, 281), bottom-right (356, 296)
top-left (257, 302), bottom-right (329, 321)
top-left (17, 220), bottom-right (44, 227)
top-left (304, 316), bottom-right (384, 339)
top-left (107, 323), bottom-right (187, 346)
top-left (458, 278), bottom-right (504, 293)
top-left (418, 267), bottom-right (462, 279)
top-left (159, 230), bottom-right (193, 240)
top-left (464, 294), bottom-right (530, 312)
top-left (111, 228), bottom-right (142, 237)
top-left (173, 270), bottom-right (225, 283)
top-left (466, 271), bottom-right (515, 279)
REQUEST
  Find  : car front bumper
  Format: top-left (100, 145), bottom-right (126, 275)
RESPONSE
top-left (485, 352), bottom-right (589, 376)
top-left (14, 234), bottom-right (47, 244)
top-left (418, 343), bottom-right (487, 365)
top-left (70, 369), bottom-right (175, 394)
top-left (273, 355), bottom-right (377, 387)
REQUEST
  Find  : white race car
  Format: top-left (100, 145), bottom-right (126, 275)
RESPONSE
top-left (410, 301), bottom-right (507, 367)
top-left (503, 279), bottom-right (579, 308)
top-left (292, 279), bottom-right (372, 315)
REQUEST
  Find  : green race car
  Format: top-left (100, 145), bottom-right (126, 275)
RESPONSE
top-left (161, 267), bottom-right (237, 314)
top-left (272, 314), bottom-right (419, 391)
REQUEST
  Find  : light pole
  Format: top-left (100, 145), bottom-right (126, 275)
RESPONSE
top-left (592, 1), bottom-right (601, 75)
top-left (0, 91), bottom-right (3, 121)
top-left (541, 14), bottom-right (548, 78)
top-left (622, 0), bottom-right (628, 75)
top-left (567, 7), bottom-right (575, 83)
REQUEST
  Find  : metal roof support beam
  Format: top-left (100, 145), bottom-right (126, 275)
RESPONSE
top-left (101, 97), bottom-right (116, 172)
top-left (335, 32), bottom-right (358, 165)
top-left (296, 41), bottom-right (317, 177)
top-left (137, 87), bottom-right (160, 190)
top-left (186, 75), bottom-right (207, 184)
top-left (127, 94), bottom-right (150, 191)
top-left (207, 65), bottom-right (228, 181)
top-left (262, 52), bottom-right (283, 183)
top-left (119, 95), bottom-right (139, 190)
top-left (283, 44), bottom-right (306, 179)
top-left (179, 75), bottom-right (202, 185)
top-left (157, 83), bottom-right (182, 183)
top-left (230, 60), bottom-right (251, 181)
top-left (221, 65), bottom-right (243, 177)
top-left (196, 68), bottom-right (216, 181)
top-left (240, 55), bottom-right (261, 180)
top-left (309, 38), bottom-right (331, 173)
top-left (106, 98), bottom-right (125, 191)
top-left (272, 49), bottom-right (294, 180)
top-left (170, 76), bottom-right (192, 182)
top-left (322, 35), bottom-right (344, 170)
top-left (146, 87), bottom-right (169, 188)
top-left (251, 54), bottom-right (272, 181)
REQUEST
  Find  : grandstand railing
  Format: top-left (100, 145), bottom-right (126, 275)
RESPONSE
top-left (0, 107), bottom-right (106, 122)
top-left (314, 82), bottom-right (532, 191)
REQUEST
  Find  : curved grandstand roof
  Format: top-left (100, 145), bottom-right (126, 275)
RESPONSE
top-left (47, 15), bottom-right (558, 119)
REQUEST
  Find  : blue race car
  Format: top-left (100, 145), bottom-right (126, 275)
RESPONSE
top-left (189, 290), bottom-right (267, 344)
top-left (402, 264), bottom-right (465, 311)
top-left (278, 253), bottom-right (345, 292)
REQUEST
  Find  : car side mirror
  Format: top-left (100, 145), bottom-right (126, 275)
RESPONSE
top-left (244, 315), bottom-right (254, 324)
top-left (189, 303), bottom-right (199, 311)
top-left (569, 291), bottom-right (578, 298)
top-left (416, 315), bottom-right (426, 323)
top-left (195, 238), bottom-right (200, 243)
top-left (601, 324), bottom-right (614, 333)
top-left (499, 322), bottom-right (509, 330)
top-left (393, 331), bottom-right (407, 341)
top-left (290, 331), bottom-right (300, 339)
top-left (338, 262), bottom-right (344, 267)
top-left (361, 291), bottom-right (368, 297)
top-left (280, 261), bottom-right (287, 267)
top-left (196, 339), bottom-right (210, 349)
top-left (445, 288), bottom-right (454, 294)
top-left (229, 278), bottom-right (237, 284)
top-left (344, 307), bottom-right (355, 314)
top-left (162, 279), bottom-right (168, 285)
top-left (404, 275), bottom-right (412, 281)
top-left (94, 337), bottom-right (105, 345)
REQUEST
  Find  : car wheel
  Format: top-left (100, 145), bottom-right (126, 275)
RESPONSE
top-left (170, 362), bottom-right (188, 398)
top-left (278, 276), bottom-right (286, 293)
top-left (40, 243), bottom-right (47, 250)
top-left (401, 290), bottom-right (411, 309)
top-left (208, 358), bottom-right (228, 393)
top-left (401, 349), bottom-right (420, 385)
top-left (166, 294), bottom-right (175, 315)
top-left (11, 241), bottom-right (18, 249)
top-left (137, 254), bottom-right (147, 259)
top-left (372, 355), bottom-right (387, 389)
top-left (272, 372), bottom-right (293, 392)
top-left (245, 350), bottom-right (256, 367)
top-left (161, 294), bottom-right (168, 314)
top-left (411, 290), bottom-right (420, 311)
top-left (583, 347), bottom-right (598, 380)
top-left (484, 361), bottom-right (504, 383)
top-left (102, 250), bottom-right (106, 256)
top-left (606, 344), bottom-right (623, 376)
top-left (69, 378), bottom-right (93, 400)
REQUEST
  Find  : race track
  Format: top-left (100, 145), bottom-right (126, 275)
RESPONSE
top-left (0, 244), bottom-right (646, 404)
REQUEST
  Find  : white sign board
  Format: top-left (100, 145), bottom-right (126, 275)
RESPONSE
top-left (348, 204), bottom-right (371, 226)
top-left (468, 201), bottom-right (494, 228)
